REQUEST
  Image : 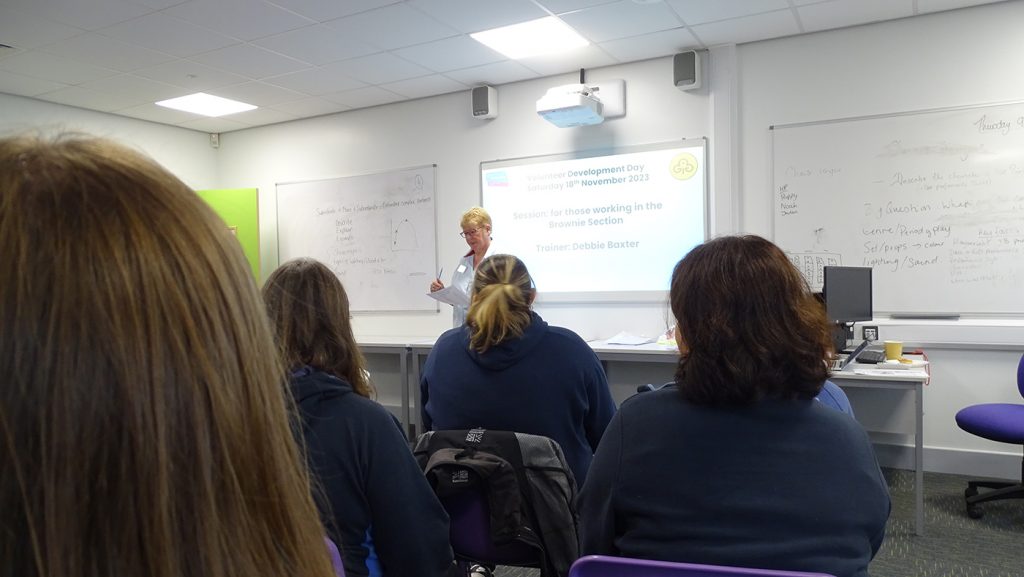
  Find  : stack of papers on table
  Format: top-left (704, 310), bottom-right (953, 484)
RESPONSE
top-left (605, 331), bottom-right (655, 345)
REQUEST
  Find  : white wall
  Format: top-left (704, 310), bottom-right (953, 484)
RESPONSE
top-left (216, 56), bottom-right (715, 341)
top-left (0, 93), bottom-right (218, 188)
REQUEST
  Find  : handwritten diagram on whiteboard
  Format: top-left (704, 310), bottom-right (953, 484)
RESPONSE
top-left (276, 165), bottom-right (437, 313)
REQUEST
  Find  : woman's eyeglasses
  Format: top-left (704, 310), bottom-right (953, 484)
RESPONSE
top-left (460, 228), bottom-right (481, 238)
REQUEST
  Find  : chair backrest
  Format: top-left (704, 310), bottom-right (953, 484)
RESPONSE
top-left (569, 555), bottom-right (837, 577)
top-left (1016, 353), bottom-right (1024, 399)
top-left (441, 486), bottom-right (542, 565)
top-left (414, 429), bottom-right (578, 577)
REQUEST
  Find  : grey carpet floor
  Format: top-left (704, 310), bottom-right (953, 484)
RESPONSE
top-left (491, 468), bottom-right (1024, 577)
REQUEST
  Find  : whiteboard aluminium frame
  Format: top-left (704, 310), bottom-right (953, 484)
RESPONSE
top-left (274, 163), bottom-right (439, 315)
top-left (479, 137), bottom-right (709, 305)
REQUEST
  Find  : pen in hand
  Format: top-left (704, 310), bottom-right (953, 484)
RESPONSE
top-left (430, 267), bottom-right (444, 292)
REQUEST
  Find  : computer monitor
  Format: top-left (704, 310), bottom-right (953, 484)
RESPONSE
top-left (822, 266), bottom-right (873, 351)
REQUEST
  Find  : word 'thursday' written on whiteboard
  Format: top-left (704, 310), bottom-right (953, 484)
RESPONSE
top-left (772, 101), bottom-right (1024, 315)
top-left (276, 166), bottom-right (437, 313)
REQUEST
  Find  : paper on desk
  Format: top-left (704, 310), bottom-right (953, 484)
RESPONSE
top-left (606, 331), bottom-right (655, 345)
top-left (427, 285), bottom-right (470, 308)
top-left (852, 368), bottom-right (929, 378)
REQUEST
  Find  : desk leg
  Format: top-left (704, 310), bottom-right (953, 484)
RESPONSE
top-left (410, 351), bottom-right (424, 440)
top-left (400, 347), bottom-right (411, 440)
top-left (915, 383), bottom-right (924, 536)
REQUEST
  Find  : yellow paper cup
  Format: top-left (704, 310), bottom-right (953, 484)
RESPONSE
top-left (883, 340), bottom-right (903, 360)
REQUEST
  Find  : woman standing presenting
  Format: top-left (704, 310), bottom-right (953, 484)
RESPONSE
top-left (430, 206), bottom-right (498, 326)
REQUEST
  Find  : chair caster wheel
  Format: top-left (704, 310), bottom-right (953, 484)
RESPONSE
top-left (966, 505), bottom-right (983, 519)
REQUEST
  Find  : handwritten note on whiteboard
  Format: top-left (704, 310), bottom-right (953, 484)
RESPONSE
top-left (772, 102), bottom-right (1024, 315)
top-left (276, 166), bottom-right (437, 313)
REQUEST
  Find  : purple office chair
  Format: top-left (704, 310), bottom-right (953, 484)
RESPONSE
top-left (954, 353), bottom-right (1024, 518)
top-left (569, 555), bottom-right (836, 577)
top-left (442, 487), bottom-right (543, 574)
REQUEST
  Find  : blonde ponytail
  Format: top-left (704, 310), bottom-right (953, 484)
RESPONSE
top-left (466, 255), bottom-right (534, 353)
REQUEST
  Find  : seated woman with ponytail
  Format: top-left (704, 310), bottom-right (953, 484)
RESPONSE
top-left (420, 254), bottom-right (615, 485)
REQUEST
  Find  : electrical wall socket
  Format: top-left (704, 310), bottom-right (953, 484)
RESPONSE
top-left (862, 326), bottom-right (878, 341)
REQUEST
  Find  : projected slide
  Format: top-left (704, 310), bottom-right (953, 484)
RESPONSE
top-left (481, 140), bottom-right (706, 301)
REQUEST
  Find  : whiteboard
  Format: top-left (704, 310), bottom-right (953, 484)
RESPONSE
top-left (772, 101), bottom-right (1024, 315)
top-left (276, 166), bottom-right (437, 313)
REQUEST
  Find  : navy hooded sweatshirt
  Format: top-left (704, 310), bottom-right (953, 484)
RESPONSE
top-left (420, 312), bottom-right (616, 485)
top-left (290, 369), bottom-right (454, 577)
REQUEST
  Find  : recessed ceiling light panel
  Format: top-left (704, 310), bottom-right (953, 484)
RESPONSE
top-left (155, 92), bottom-right (257, 117)
top-left (471, 17), bottom-right (588, 60)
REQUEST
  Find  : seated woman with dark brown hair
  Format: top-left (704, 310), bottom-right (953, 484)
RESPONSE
top-left (263, 258), bottom-right (454, 577)
top-left (578, 235), bottom-right (890, 577)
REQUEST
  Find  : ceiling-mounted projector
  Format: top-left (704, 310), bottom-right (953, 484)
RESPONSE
top-left (536, 83), bottom-right (604, 128)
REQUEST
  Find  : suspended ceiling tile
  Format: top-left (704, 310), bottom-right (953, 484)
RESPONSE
top-left (326, 52), bottom-right (432, 85)
top-left (164, 0), bottom-right (315, 41)
top-left (266, 0), bottom-right (401, 23)
top-left (517, 44), bottom-right (617, 77)
top-left (0, 69), bottom-right (69, 97)
top-left (40, 33), bottom-right (175, 72)
top-left (253, 24), bottom-right (379, 66)
top-left (116, 102), bottom-right (203, 124)
top-left (443, 60), bottom-right (541, 86)
top-left (5, 0), bottom-right (154, 30)
top-left (265, 64), bottom-right (367, 95)
top-left (0, 9), bottom-right (84, 50)
top-left (322, 86), bottom-right (405, 109)
top-left (689, 9), bottom-right (800, 46)
top-left (97, 12), bottom-right (239, 58)
top-left (36, 85), bottom-right (146, 111)
top-left (799, 0), bottom-right (914, 32)
top-left (322, 3), bottom-right (459, 50)
top-left (598, 27), bottom-right (701, 63)
top-left (407, 0), bottom-right (547, 33)
top-left (133, 59), bottom-right (249, 91)
top-left (537, 0), bottom-right (620, 14)
top-left (0, 51), bottom-right (119, 85)
top-left (665, 0), bottom-right (790, 25)
top-left (190, 43), bottom-right (312, 80)
top-left (559, 0), bottom-right (684, 43)
top-left (379, 74), bottom-right (468, 99)
top-left (80, 73), bottom-right (186, 105)
top-left (393, 36), bottom-right (505, 73)
top-left (211, 81), bottom-right (306, 106)
top-left (269, 96), bottom-right (352, 117)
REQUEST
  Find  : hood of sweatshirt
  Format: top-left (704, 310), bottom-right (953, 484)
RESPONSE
top-left (460, 311), bottom-right (549, 371)
top-left (289, 367), bottom-right (354, 407)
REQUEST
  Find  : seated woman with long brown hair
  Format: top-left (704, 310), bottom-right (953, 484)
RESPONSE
top-left (0, 134), bottom-right (338, 577)
top-left (263, 258), bottom-right (454, 577)
top-left (578, 235), bottom-right (890, 577)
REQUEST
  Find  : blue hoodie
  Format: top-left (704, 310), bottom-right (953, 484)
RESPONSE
top-left (290, 369), bottom-right (454, 577)
top-left (420, 312), bottom-right (616, 485)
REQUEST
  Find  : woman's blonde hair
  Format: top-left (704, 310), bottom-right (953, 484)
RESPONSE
top-left (0, 134), bottom-right (336, 577)
top-left (466, 254), bottom-right (534, 353)
top-left (460, 206), bottom-right (492, 231)
top-left (262, 257), bottom-right (373, 398)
